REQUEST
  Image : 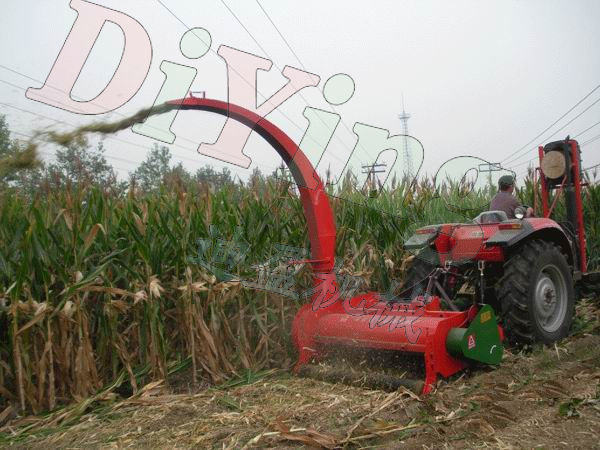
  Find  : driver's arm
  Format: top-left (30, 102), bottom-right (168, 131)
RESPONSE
top-left (516, 198), bottom-right (535, 218)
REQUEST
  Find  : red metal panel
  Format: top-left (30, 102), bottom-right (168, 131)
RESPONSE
top-left (293, 295), bottom-right (471, 394)
top-left (539, 146), bottom-right (550, 216)
top-left (450, 224), bottom-right (498, 262)
top-left (570, 140), bottom-right (587, 273)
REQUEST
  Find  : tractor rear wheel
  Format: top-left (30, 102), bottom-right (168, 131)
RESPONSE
top-left (497, 240), bottom-right (575, 344)
top-left (400, 253), bottom-right (436, 301)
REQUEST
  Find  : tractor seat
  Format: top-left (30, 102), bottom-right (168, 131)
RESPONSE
top-left (472, 210), bottom-right (509, 224)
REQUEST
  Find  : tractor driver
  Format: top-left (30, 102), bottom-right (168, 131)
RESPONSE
top-left (489, 174), bottom-right (534, 219)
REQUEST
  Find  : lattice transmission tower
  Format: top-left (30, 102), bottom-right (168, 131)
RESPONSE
top-left (397, 96), bottom-right (413, 179)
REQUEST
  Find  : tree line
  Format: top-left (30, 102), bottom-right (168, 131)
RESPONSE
top-left (0, 114), bottom-right (274, 196)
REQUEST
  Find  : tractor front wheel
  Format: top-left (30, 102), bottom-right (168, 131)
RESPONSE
top-left (497, 240), bottom-right (575, 344)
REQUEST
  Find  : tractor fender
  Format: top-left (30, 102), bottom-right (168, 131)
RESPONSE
top-left (486, 219), bottom-right (574, 266)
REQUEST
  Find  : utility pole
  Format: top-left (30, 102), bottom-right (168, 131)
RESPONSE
top-left (361, 163), bottom-right (387, 191)
top-left (398, 95), bottom-right (413, 180)
top-left (478, 162), bottom-right (502, 191)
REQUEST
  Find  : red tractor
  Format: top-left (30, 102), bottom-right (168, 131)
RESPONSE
top-left (293, 137), bottom-right (597, 393)
top-left (402, 138), bottom-right (589, 346)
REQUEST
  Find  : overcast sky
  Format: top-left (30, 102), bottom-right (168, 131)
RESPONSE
top-left (1, 0), bottom-right (599, 185)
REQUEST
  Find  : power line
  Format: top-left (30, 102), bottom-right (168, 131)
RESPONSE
top-left (514, 146), bottom-right (600, 181)
top-left (0, 59), bottom-right (283, 177)
top-left (217, 0), bottom-right (367, 167)
top-left (252, 0), bottom-right (399, 174)
top-left (220, 0), bottom-right (271, 59)
top-left (581, 132), bottom-right (600, 146)
top-left (573, 119), bottom-right (600, 138)
top-left (254, 0), bottom-right (306, 72)
top-left (156, 0), bottom-right (364, 177)
top-left (0, 63), bottom-right (108, 106)
top-left (0, 67), bottom-right (202, 149)
top-left (0, 77), bottom-right (281, 177)
top-left (0, 100), bottom-right (68, 127)
top-left (504, 95), bottom-right (600, 167)
top-left (501, 82), bottom-right (600, 164)
top-left (508, 133), bottom-right (600, 173)
top-left (508, 156), bottom-right (537, 171)
top-left (9, 130), bottom-right (32, 139)
top-left (156, 0), bottom-right (348, 168)
top-left (0, 98), bottom-right (193, 167)
top-left (583, 162), bottom-right (600, 173)
top-left (0, 98), bottom-right (280, 178)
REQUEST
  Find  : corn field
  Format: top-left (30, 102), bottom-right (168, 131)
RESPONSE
top-left (1, 173), bottom-right (599, 413)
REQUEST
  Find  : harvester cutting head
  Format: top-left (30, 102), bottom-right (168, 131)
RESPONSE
top-left (293, 292), bottom-right (503, 394)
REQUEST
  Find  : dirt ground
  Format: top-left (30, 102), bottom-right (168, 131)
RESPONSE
top-left (2, 300), bottom-right (600, 449)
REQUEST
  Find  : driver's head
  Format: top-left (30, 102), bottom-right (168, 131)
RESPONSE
top-left (498, 174), bottom-right (515, 192)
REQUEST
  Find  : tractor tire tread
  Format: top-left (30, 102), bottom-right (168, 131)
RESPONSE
top-left (497, 239), bottom-right (574, 345)
top-left (401, 257), bottom-right (435, 301)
